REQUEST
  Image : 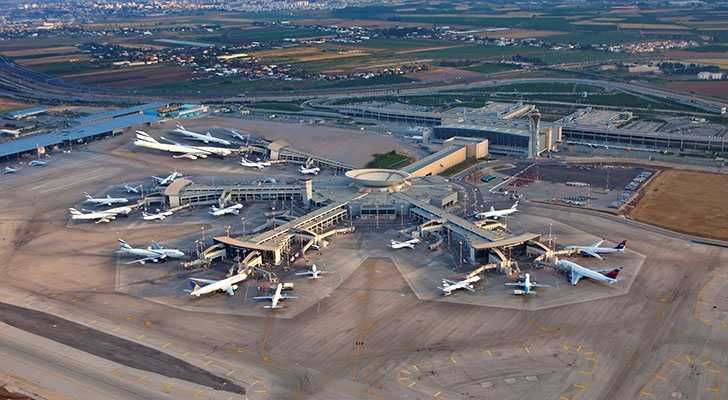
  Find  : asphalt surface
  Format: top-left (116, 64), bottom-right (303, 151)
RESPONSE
top-left (0, 301), bottom-right (245, 395)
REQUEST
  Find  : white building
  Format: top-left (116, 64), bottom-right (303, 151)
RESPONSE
top-left (697, 71), bottom-right (723, 80)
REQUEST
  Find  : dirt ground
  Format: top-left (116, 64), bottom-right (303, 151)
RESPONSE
top-left (179, 117), bottom-right (414, 167)
top-left (630, 169), bottom-right (728, 241)
top-left (663, 80), bottom-right (728, 99)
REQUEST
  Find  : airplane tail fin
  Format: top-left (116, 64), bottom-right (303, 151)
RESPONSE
top-left (512, 201), bottom-right (519, 209)
top-left (84, 192), bottom-right (92, 199)
top-left (614, 240), bottom-right (627, 250)
top-left (603, 267), bottom-right (623, 280)
top-left (117, 239), bottom-right (131, 249)
top-left (490, 206), bottom-right (495, 213)
top-left (185, 280), bottom-right (201, 293)
top-left (69, 208), bottom-right (82, 215)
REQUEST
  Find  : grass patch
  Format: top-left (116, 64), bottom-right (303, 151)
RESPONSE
top-left (248, 101), bottom-right (304, 112)
top-left (365, 150), bottom-right (413, 169)
top-left (464, 63), bottom-right (521, 74)
top-left (441, 158), bottom-right (485, 177)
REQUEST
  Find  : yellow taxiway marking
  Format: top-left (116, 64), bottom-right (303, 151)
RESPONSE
top-left (137, 334), bottom-right (145, 340)
top-left (721, 321), bottom-right (728, 327)
top-left (574, 383), bottom-right (588, 390)
top-left (686, 355), bottom-right (694, 364)
top-left (706, 387), bottom-right (720, 392)
top-left (234, 347), bottom-right (248, 353)
top-left (585, 357), bottom-right (597, 362)
top-left (163, 383), bottom-right (174, 393)
top-left (195, 390), bottom-right (203, 397)
top-left (126, 316), bottom-right (136, 321)
top-left (449, 355), bottom-right (457, 364)
top-left (654, 374), bottom-right (666, 380)
top-left (578, 370), bottom-right (592, 376)
top-left (560, 396), bottom-right (570, 400)
top-left (704, 360), bottom-right (713, 366)
top-left (576, 345), bottom-right (583, 352)
top-left (400, 369), bottom-right (410, 375)
top-left (137, 376), bottom-right (146, 383)
top-left (563, 344), bottom-right (570, 351)
top-left (203, 360), bottom-right (214, 367)
top-left (668, 358), bottom-right (681, 365)
top-left (144, 320), bottom-right (153, 327)
top-left (433, 391), bottom-right (442, 398)
top-left (398, 377), bottom-right (410, 382)
top-left (162, 342), bottom-right (171, 349)
top-left (408, 382), bottom-right (416, 388)
top-left (709, 368), bottom-right (722, 374)
top-left (640, 390), bottom-right (653, 396)
top-left (255, 389), bottom-right (268, 394)
top-left (523, 346), bottom-right (530, 354)
top-left (181, 351), bottom-right (190, 357)
top-left (412, 364), bottom-right (420, 372)
top-left (226, 369), bottom-right (237, 376)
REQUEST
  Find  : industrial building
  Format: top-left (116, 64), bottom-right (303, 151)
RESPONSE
top-left (6, 106), bottom-right (47, 120)
top-left (0, 102), bottom-right (172, 160)
top-left (403, 137), bottom-right (488, 177)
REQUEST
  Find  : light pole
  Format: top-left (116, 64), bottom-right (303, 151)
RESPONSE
top-left (241, 217), bottom-right (246, 236)
top-left (459, 241), bottom-right (463, 268)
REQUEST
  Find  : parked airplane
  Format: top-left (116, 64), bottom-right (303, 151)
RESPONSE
top-left (152, 171), bottom-right (183, 186)
top-left (134, 131), bottom-right (211, 159)
top-left (439, 275), bottom-right (481, 296)
top-left (209, 203), bottom-right (243, 217)
top-left (228, 129), bottom-right (248, 142)
top-left (116, 239), bottom-right (185, 264)
top-left (69, 207), bottom-right (131, 223)
top-left (122, 184), bottom-right (141, 194)
top-left (159, 136), bottom-right (233, 157)
top-left (254, 283), bottom-right (298, 309)
top-left (295, 264), bottom-right (330, 279)
top-left (174, 124), bottom-right (231, 146)
top-left (555, 259), bottom-right (622, 286)
top-left (390, 238), bottom-right (420, 249)
top-left (28, 160), bottom-right (47, 167)
top-left (187, 269), bottom-right (250, 297)
top-left (299, 165), bottom-right (320, 175)
top-left (3, 166), bottom-right (19, 174)
top-left (475, 201), bottom-right (519, 220)
top-left (83, 192), bottom-right (129, 206)
top-left (142, 209), bottom-right (173, 221)
top-left (505, 273), bottom-right (550, 295)
top-left (567, 240), bottom-right (626, 260)
top-left (240, 157), bottom-right (267, 169)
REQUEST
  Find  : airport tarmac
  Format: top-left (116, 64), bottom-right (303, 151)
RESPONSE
top-left (0, 133), bottom-right (727, 399)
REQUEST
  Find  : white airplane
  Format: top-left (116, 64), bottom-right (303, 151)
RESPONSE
top-left (475, 201), bottom-right (519, 220)
top-left (209, 203), bottom-right (243, 217)
top-left (390, 238), bottom-right (420, 249)
top-left (299, 165), bottom-right (320, 175)
top-left (173, 124), bottom-right (231, 146)
top-left (142, 209), bottom-right (173, 221)
top-left (567, 240), bottom-right (626, 260)
top-left (152, 171), bottom-right (183, 186)
top-left (240, 157), bottom-right (267, 169)
top-left (505, 273), bottom-right (550, 295)
top-left (555, 259), bottom-right (623, 286)
top-left (134, 130), bottom-right (211, 160)
top-left (116, 239), bottom-right (185, 264)
top-left (295, 264), bottom-right (330, 279)
top-left (3, 166), bottom-right (19, 174)
top-left (28, 160), bottom-right (47, 167)
top-left (187, 270), bottom-right (250, 297)
top-left (122, 184), bottom-right (141, 194)
top-left (159, 136), bottom-right (233, 157)
top-left (228, 129), bottom-right (248, 142)
top-left (254, 283), bottom-right (298, 309)
top-left (69, 207), bottom-right (131, 223)
top-left (83, 192), bottom-right (129, 206)
top-left (439, 275), bottom-right (481, 296)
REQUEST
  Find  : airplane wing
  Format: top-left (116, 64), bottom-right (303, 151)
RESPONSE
top-left (532, 283), bottom-right (551, 288)
top-left (252, 295), bottom-right (274, 300)
top-left (591, 240), bottom-right (605, 248)
top-left (295, 271), bottom-right (313, 276)
top-left (441, 279), bottom-right (456, 285)
top-left (464, 286), bottom-right (476, 292)
top-left (504, 282), bottom-right (525, 287)
top-left (225, 286), bottom-right (235, 296)
top-left (125, 256), bottom-right (160, 264)
top-left (279, 295), bottom-right (298, 299)
top-left (189, 278), bottom-right (217, 284)
top-left (570, 270), bottom-right (583, 285)
top-left (581, 249), bottom-right (604, 260)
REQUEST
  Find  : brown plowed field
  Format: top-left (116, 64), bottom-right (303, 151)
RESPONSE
top-left (630, 169), bottom-right (728, 241)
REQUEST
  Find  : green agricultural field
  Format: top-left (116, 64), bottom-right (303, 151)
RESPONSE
top-left (209, 27), bottom-right (326, 44)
